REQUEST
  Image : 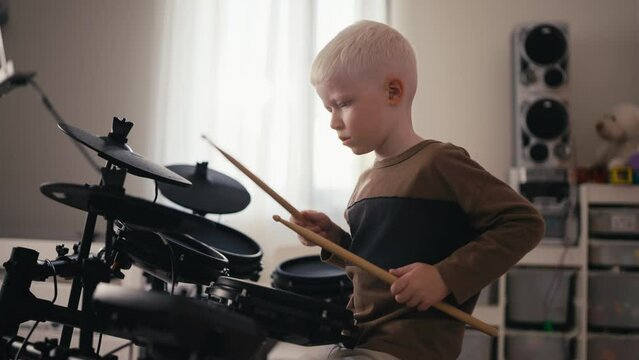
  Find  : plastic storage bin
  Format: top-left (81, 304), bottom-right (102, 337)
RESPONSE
top-left (458, 329), bottom-right (493, 360)
top-left (589, 271), bottom-right (639, 330)
top-left (507, 267), bottom-right (576, 330)
top-left (588, 333), bottom-right (639, 359)
top-left (506, 331), bottom-right (574, 360)
top-left (589, 206), bottom-right (639, 239)
top-left (589, 239), bottom-right (639, 268)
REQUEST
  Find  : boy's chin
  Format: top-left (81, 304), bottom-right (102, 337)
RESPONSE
top-left (349, 146), bottom-right (373, 156)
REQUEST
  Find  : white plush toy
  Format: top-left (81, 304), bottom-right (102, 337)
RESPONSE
top-left (594, 103), bottom-right (639, 169)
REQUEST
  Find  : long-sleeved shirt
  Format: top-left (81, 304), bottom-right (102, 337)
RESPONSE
top-left (322, 140), bottom-right (544, 359)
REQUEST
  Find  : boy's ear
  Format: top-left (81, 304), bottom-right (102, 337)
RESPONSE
top-left (386, 79), bottom-right (403, 105)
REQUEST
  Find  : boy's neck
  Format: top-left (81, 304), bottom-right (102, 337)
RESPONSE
top-left (374, 125), bottom-right (424, 161)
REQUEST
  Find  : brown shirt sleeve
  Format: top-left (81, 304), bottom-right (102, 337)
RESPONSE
top-left (320, 227), bottom-right (352, 268)
top-left (432, 145), bottom-right (545, 304)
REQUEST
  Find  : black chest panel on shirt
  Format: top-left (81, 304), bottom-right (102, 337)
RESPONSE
top-left (346, 197), bottom-right (478, 269)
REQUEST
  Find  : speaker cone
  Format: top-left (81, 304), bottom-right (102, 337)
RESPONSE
top-left (544, 68), bottom-right (565, 88)
top-left (529, 143), bottom-right (549, 163)
top-left (524, 24), bottom-right (567, 65)
top-left (525, 99), bottom-right (568, 140)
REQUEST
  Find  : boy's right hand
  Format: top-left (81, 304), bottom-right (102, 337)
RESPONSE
top-left (291, 210), bottom-right (340, 246)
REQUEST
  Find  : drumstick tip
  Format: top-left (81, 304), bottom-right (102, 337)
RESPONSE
top-left (272, 215), bottom-right (282, 222)
top-left (201, 134), bottom-right (216, 147)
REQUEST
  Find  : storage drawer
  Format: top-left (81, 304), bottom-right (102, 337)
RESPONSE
top-left (458, 329), bottom-right (493, 360)
top-left (507, 267), bottom-right (576, 330)
top-left (506, 331), bottom-right (574, 360)
top-left (589, 239), bottom-right (639, 268)
top-left (533, 198), bottom-right (578, 245)
top-left (589, 271), bottom-right (639, 330)
top-left (589, 207), bottom-right (639, 239)
top-left (588, 333), bottom-right (639, 360)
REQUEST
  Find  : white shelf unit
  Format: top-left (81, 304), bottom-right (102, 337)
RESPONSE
top-left (484, 183), bottom-right (639, 360)
top-left (579, 184), bottom-right (639, 360)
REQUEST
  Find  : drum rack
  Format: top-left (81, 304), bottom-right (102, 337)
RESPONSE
top-left (0, 55), bottom-right (363, 357)
top-left (0, 112), bottom-right (357, 360)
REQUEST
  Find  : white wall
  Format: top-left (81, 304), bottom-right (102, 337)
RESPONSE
top-left (0, 0), bottom-right (167, 240)
top-left (391, 0), bottom-right (639, 178)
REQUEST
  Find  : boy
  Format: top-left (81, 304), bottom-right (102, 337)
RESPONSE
top-left (293, 20), bottom-right (544, 359)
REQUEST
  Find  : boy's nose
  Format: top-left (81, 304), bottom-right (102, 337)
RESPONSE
top-left (330, 113), bottom-right (344, 130)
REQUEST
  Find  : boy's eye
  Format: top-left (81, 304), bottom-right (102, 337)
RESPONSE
top-left (337, 100), bottom-right (352, 108)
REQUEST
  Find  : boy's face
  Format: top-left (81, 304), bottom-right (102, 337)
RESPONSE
top-left (315, 74), bottom-right (393, 155)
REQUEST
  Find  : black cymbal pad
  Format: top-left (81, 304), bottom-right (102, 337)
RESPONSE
top-left (40, 182), bottom-right (182, 229)
top-left (58, 121), bottom-right (191, 187)
top-left (158, 163), bottom-right (250, 214)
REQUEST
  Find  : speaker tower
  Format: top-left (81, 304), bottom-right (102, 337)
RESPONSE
top-left (513, 22), bottom-right (572, 168)
top-left (511, 22), bottom-right (577, 245)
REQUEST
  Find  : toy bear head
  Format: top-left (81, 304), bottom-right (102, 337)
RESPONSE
top-left (596, 103), bottom-right (639, 143)
top-left (594, 103), bottom-right (639, 169)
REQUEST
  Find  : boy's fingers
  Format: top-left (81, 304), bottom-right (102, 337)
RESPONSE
top-left (417, 301), bottom-right (431, 311)
top-left (394, 287), bottom-right (415, 304)
top-left (290, 216), bottom-right (323, 232)
top-left (290, 216), bottom-right (307, 226)
top-left (393, 288), bottom-right (408, 303)
top-left (301, 210), bottom-right (322, 220)
top-left (406, 296), bottom-right (421, 308)
top-left (389, 263), bottom-right (416, 277)
top-left (390, 276), bottom-right (408, 295)
top-left (300, 238), bottom-right (316, 246)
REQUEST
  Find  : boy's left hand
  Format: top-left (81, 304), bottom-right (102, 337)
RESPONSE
top-left (389, 263), bottom-right (450, 311)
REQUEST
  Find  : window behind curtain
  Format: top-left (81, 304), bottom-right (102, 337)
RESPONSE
top-left (152, 0), bottom-right (387, 247)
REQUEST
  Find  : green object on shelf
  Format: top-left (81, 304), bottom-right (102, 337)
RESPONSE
top-left (543, 320), bottom-right (554, 332)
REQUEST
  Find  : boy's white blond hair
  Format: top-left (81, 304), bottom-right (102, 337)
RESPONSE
top-left (310, 20), bottom-right (417, 100)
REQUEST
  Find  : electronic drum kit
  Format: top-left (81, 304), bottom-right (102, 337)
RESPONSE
top-left (0, 118), bottom-right (356, 360)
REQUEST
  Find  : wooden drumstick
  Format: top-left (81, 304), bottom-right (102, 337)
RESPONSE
top-left (272, 215), bottom-right (499, 338)
top-left (201, 134), bottom-right (303, 219)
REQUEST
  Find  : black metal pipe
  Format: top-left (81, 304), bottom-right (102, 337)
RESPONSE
top-left (32, 256), bottom-right (83, 281)
top-left (29, 298), bottom-right (83, 329)
top-left (60, 211), bottom-right (98, 349)
top-left (0, 247), bottom-right (39, 338)
top-left (2, 337), bottom-right (99, 360)
top-left (105, 219), bottom-right (115, 263)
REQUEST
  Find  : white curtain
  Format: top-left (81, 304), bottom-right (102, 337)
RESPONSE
top-left (152, 0), bottom-right (387, 282)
